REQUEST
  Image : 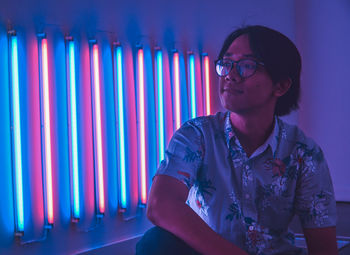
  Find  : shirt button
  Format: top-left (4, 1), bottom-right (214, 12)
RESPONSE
top-left (249, 226), bottom-right (254, 231)
top-left (245, 165), bottom-right (249, 169)
top-left (245, 194), bottom-right (250, 199)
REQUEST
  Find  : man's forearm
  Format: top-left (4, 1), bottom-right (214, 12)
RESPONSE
top-left (147, 200), bottom-right (248, 255)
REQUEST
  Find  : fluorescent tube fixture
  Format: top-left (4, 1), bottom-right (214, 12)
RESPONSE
top-left (136, 47), bottom-right (147, 205)
top-left (8, 31), bottom-right (24, 236)
top-left (188, 52), bottom-right (197, 119)
top-left (89, 41), bottom-right (105, 216)
top-left (172, 51), bottom-right (181, 130)
top-left (38, 34), bottom-right (54, 227)
top-left (202, 54), bottom-right (211, 115)
top-left (155, 48), bottom-right (165, 163)
top-left (112, 43), bottom-right (127, 210)
top-left (65, 37), bottom-right (80, 221)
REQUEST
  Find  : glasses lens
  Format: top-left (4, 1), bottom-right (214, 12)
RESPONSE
top-left (216, 59), bottom-right (232, 76)
top-left (237, 59), bottom-right (257, 78)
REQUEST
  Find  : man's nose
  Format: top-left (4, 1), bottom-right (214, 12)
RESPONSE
top-left (225, 64), bottom-right (241, 82)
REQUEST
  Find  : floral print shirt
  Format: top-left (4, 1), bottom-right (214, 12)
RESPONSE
top-left (155, 112), bottom-right (337, 255)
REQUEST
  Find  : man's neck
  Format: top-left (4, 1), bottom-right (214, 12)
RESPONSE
top-left (230, 111), bottom-right (275, 157)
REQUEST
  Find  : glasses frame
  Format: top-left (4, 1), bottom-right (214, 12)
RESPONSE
top-left (215, 58), bottom-right (265, 78)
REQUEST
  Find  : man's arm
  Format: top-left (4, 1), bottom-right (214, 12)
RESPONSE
top-left (303, 226), bottom-right (338, 255)
top-left (147, 174), bottom-right (248, 255)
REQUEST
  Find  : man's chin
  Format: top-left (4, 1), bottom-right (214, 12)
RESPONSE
top-left (221, 101), bottom-right (242, 112)
top-left (222, 104), bottom-right (252, 115)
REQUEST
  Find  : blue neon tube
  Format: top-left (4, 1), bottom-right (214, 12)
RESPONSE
top-left (10, 35), bottom-right (24, 233)
top-left (68, 40), bottom-right (80, 219)
top-left (115, 45), bottom-right (127, 209)
top-left (156, 50), bottom-right (165, 162)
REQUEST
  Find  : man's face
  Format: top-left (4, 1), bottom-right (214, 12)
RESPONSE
top-left (219, 34), bottom-right (277, 115)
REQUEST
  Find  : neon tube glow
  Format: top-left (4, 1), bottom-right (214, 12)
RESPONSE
top-left (91, 43), bottom-right (105, 215)
top-left (188, 53), bottom-right (197, 119)
top-left (173, 52), bottom-right (181, 130)
top-left (113, 44), bottom-right (127, 209)
top-left (66, 39), bottom-right (80, 220)
top-left (8, 33), bottom-right (24, 234)
top-left (203, 54), bottom-right (211, 115)
top-left (38, 37), bottom-right (54, 226)
top-left (155, 49), bottom-right (165, 163)
top-left (137, 48), bottom-right (147, 205)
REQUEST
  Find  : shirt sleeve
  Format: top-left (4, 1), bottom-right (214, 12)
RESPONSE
top-left (154, 121), bottom-right (205, 190)
top-left (294, 144), bottom-right (337, 228)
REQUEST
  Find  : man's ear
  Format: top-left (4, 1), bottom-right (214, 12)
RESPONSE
top-left (274, 78), bottom-right (292, 97)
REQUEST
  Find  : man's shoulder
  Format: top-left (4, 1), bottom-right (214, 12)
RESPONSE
top-left (278, 118), bottom-right (322, 152)
top-left (185, 111), bottom-right (226, 130)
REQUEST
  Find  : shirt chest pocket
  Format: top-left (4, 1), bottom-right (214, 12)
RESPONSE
top-left (256, 179), bottom-right (295, 224)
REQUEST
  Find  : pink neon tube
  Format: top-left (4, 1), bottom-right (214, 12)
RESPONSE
top-left (204, 56), bottom-right (211, 115)
top-left (92, 45), bottom-right (105, 213)
top-left (41, 39), bottom-right (54, 224)
top-left (173, 52), bottom-right (181, 130)
top-left (138, 49), bottom-right (147, 204)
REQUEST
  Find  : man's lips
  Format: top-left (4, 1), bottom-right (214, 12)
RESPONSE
top-left (222, 88), bottom-right (244, 94)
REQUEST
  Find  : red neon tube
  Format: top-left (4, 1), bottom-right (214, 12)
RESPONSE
top-left (41, 38), bottom-right (54, 225)
top-left (92, 44), bottom-right (105, 214)
top-left (173, 52), bottom-right (181, 130)
top-left (137, 48), bottom-right (147, 205)
top-left (204, 55), bottom-right (211, 115)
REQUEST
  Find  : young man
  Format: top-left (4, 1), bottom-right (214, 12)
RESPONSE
top-left (137, 25), bottom-right (338, 255)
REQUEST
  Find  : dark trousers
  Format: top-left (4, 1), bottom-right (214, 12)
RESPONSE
top-left (135, 226), bottom-right (202, 255)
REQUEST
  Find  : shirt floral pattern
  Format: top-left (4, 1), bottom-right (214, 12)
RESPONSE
top-left (156, 112), bottom-right (336, 255)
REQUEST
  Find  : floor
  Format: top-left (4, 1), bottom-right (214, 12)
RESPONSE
top-left (79, 202), bottom-right (350, 255)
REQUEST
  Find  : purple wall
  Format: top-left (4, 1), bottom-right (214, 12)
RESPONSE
top-left (1, 0), bottom-right (348, 254)
top-left (295, 0), bottom-right (350, 202)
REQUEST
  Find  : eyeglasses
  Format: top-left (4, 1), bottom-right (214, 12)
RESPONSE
top-left (215, 58), bottom-right (264, 78)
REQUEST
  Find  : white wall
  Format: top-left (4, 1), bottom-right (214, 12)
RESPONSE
top-left (295, 0), bottom-right (350, 201)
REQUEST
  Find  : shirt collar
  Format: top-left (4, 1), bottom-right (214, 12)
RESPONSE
top-left (224, 111), bottom-right (280, 157)
top-left (260, 116), bottom-right (279, 156)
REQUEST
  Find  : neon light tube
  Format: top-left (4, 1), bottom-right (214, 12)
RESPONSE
top-left (155, 49), bottom-right (165, 163)
top-left (90, 43), bottom-right (105, 215)
top-left (173, 51), bottom-right (181, 130)
top-left (8, 33), bottom-right (24, 235)
top-left (38, 36), bottom-right (54, 226)
top-left (113, 44), bottom-right (127, 209)
top-left (137, 47), bottom-right (147, 205)
top-left (203, 54), bottom-right (211, 115)
top-left (66, 39), bottom-right (80, 220)
top-left (188, 53), bottom-right (197, 119)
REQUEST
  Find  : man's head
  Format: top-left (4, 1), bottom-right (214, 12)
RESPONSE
top-left (216, 25), bottom-right (301, 116)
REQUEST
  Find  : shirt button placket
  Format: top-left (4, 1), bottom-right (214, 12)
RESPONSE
top-left (242, 163), bottom-right (256, 220)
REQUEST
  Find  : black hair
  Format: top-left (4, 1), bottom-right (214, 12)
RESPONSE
top-left (217, 25), bottom-right (301, 116)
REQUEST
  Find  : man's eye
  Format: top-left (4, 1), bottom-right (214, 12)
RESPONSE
top-left (241, 62), bottom-right (255, 69)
